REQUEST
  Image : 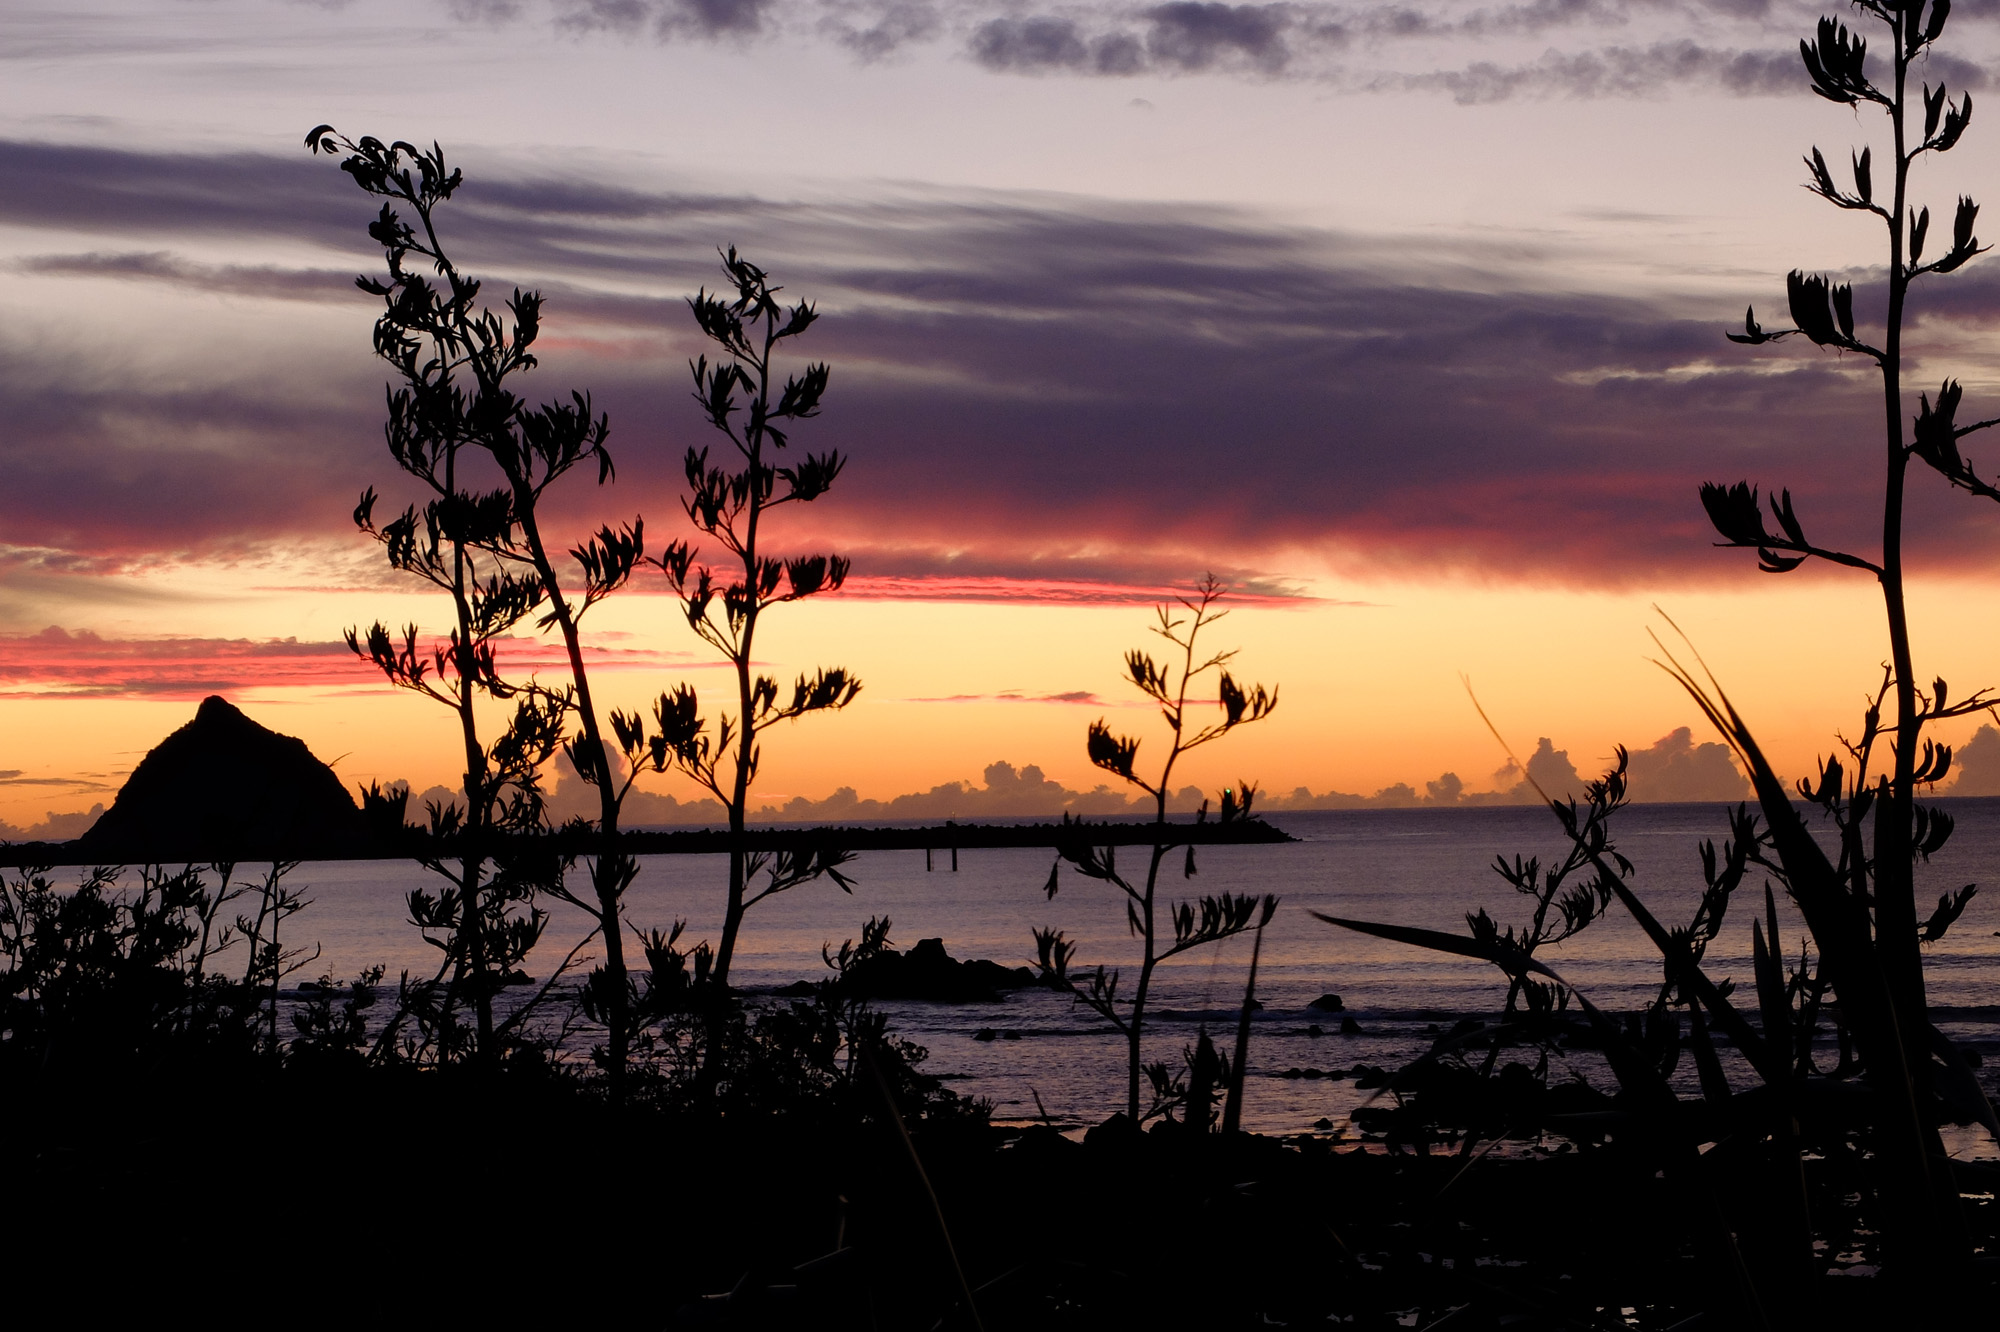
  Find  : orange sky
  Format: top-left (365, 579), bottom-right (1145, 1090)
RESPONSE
top-left (9, 563), bottom-right (2000, 830)
top-left (9, 2), bottom-right (2000, 832)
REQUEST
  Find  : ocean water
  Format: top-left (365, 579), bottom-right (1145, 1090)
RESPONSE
top-left (63, 801), bottom-right (2000, 1140)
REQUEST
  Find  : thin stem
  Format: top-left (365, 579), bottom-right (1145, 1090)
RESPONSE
top-left (1875, 4), bottom-right (1925, 1026)
top-left (514, 495), bottom-right (631, 1095)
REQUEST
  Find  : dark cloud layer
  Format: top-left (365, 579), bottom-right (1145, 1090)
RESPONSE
top-left (7, 137), bottom-right (2000, 599)
top-left (957, 1), bottom-right (1994, 102)
top-left (962, 9), bottom-right (1833, 95)
top-left (971, 4), bottom-right (1294, 76)
top-left (554, 0), bottom-right (776, 38)
top-left (1395, 41), bottom-right (1801, 103)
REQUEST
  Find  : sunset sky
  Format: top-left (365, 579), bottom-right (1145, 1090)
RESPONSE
top-left (7, 0), bottom-right (2000, 830)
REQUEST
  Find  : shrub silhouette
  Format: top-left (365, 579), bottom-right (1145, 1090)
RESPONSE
top-left (0, 863), bottom-right (282, 1073)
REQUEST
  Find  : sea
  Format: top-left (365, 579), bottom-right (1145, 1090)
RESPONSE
top-left (66, 801), bottom-right (2000, 1145)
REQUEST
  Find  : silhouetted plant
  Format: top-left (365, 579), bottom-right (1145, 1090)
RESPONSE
top-left (356, 779), bottom-right (411, 847)
top-left (1318, 757), bottom-right (1637, 1149)
top-left (1030, 576), bottom-right (1278, 1121)
top-left (290, 965), bottom-right (386, 1066)
top-left (629, 250), bottom-right (860, 998)
top-left (310, 127), bottom-right (651, 1085)
top-left (0, 863), bottom-right (268, 1072)
top-left (1321, 684), bottom-right (1997, 1305)
top-left (1219, 915), bottom-right (1266, 1133)
top-left (1139, 1027), bottom-right (1234, 1133)
top-left (1319, 9), bottom-right (2000, 1292)
top-left (1701, 0), bottom-right (1996, 1294)
top-left (1319, 739), bottom-right (1929, 1315)
top-left (1452, 761), bottom-right (1629, 1092)
top-left (622, 913), bottom-right (986, 1128)
top-left (230, 859), bottom-right (317, 1050)
top-left (1709, 2), bottom-right (1990, 1015)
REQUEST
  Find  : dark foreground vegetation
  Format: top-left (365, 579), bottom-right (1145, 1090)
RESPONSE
top-left (7, 1049), bottom-right (1997, 1330)
top-left (3, 853), bottom-right (1996, 1330)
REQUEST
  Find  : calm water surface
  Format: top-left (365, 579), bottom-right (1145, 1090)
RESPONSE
top-left (77, 801), bottom-right (2000, 1141)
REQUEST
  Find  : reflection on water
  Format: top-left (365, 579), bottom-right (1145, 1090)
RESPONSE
top-left (39, 801), bottom-right (2000, 1140)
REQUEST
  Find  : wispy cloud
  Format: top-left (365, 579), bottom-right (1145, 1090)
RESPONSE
top-left (0, 773), bottom-right (114, 789)
top-left (0, 626), bottom-right (366, 698)
top-left (0, 626), bottom-right (710, 699)
top-left (901, 688), bottom-right (1114, 703)
top-left (18, 251), bottom-right (359, 302)
top-left (838, 574), bottom-right (1327, 604)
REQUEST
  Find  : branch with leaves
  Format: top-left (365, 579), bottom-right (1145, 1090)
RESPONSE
top-left (311, 125), bottom-right (648, 1086)
top-left (1706, 1), bottom-right (1993, 1066)
top-left (615, 251), bottom-right (862, 1008)
top-left (1030, 576), bottom-right (1279, 1122)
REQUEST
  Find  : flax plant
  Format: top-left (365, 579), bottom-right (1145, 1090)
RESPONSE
top-left (1320, 3), bottom-right (2000, 1316)
top-left (631, 251), bottom-right (860, 995)
top-left (309, 128), bottom-right (650, 1086)
top-left (1030, 576), bottom-right (1278, 1121)
top-left (1701, 0), bottom-right (1999, 1279)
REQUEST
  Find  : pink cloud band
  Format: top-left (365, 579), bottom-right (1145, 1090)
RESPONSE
top-left (0, 627), bottom-right (709, 700)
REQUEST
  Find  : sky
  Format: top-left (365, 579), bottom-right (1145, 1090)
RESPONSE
top-left (7, 0), bottom-right (2000, 831)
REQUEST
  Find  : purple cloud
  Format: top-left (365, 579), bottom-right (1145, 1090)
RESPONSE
top-left (6, 138), bottom-right (2000, 602)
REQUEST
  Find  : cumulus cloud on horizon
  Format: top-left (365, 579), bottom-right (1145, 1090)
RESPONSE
top-left (517, 754), bottom-right (1164, 826)
top-left (1948, 724), bottom-right (2000, 797)
top-left (0, 801), bottom-right (109, 844)
top-left (1263, 726), bottom-right (1748, 809)
top-left (497, 727), bottom-right (1748, 829)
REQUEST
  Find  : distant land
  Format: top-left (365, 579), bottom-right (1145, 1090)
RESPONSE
top-left (65, 695), bottom-right (367, 863)
top-left (16, 696), bottom-right (2000, 849)
top-left (0, 695), bottom-right (1288, 866)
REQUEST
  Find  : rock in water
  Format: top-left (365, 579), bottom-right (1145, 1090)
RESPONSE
top-left (839, 936), bottom-right (1045, 1002)
top-left (75, 696), bottom-right (365, 861)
